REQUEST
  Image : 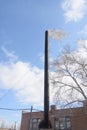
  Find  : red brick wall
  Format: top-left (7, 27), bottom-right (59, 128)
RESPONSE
top-left (20, 106), bottom-right (87, 130)
top-left (20, 111), bottom-right (43, 130)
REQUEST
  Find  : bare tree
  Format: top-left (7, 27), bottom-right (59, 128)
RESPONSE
top-left (51, 43), bottom-right (87, 108)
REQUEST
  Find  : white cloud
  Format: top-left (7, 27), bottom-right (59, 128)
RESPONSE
top-left (1, 46), bottom-right (18, 61)
top-left (1, 40), bottom-right (87, 108)
top-left (62, 0), bottom-right (87, 22)
top-left (77, 39), bottom-right (87, 46)
top-left (0, 61), bottom-right (44, 106)
top-left (76, 39), bottom-right (87, 59)
top-left (79, 24), bottom-right (87, 35)
top-left (0, 47), bottom-right (54, 107)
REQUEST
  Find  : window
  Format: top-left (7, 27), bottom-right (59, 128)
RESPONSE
top-left (55, 116), bottom-right (71, 130)
top-left (60, 117), bottom-right (66, 129)
top-left (29, 118), bottom-right (41, 130)
top-left (55, 118), bottom-right (59, 129)
top-left (65, 117), bottom-right (71, 129)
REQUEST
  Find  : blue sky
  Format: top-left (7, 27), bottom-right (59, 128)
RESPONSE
top-left (0, 0), bottom-right (87, 128)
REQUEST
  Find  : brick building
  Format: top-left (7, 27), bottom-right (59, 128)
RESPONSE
top-left (20, 101), bottom-right (87, 130)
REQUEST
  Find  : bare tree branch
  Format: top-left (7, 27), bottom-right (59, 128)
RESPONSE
top-left (51, 45), bottom-right (87, 107)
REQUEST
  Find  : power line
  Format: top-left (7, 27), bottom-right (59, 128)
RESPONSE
top-left (0, 107), bottom-right (43, 111)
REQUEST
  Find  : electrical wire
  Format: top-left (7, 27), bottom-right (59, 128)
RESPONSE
top-left (0, 107), bottom-right (43, 111)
